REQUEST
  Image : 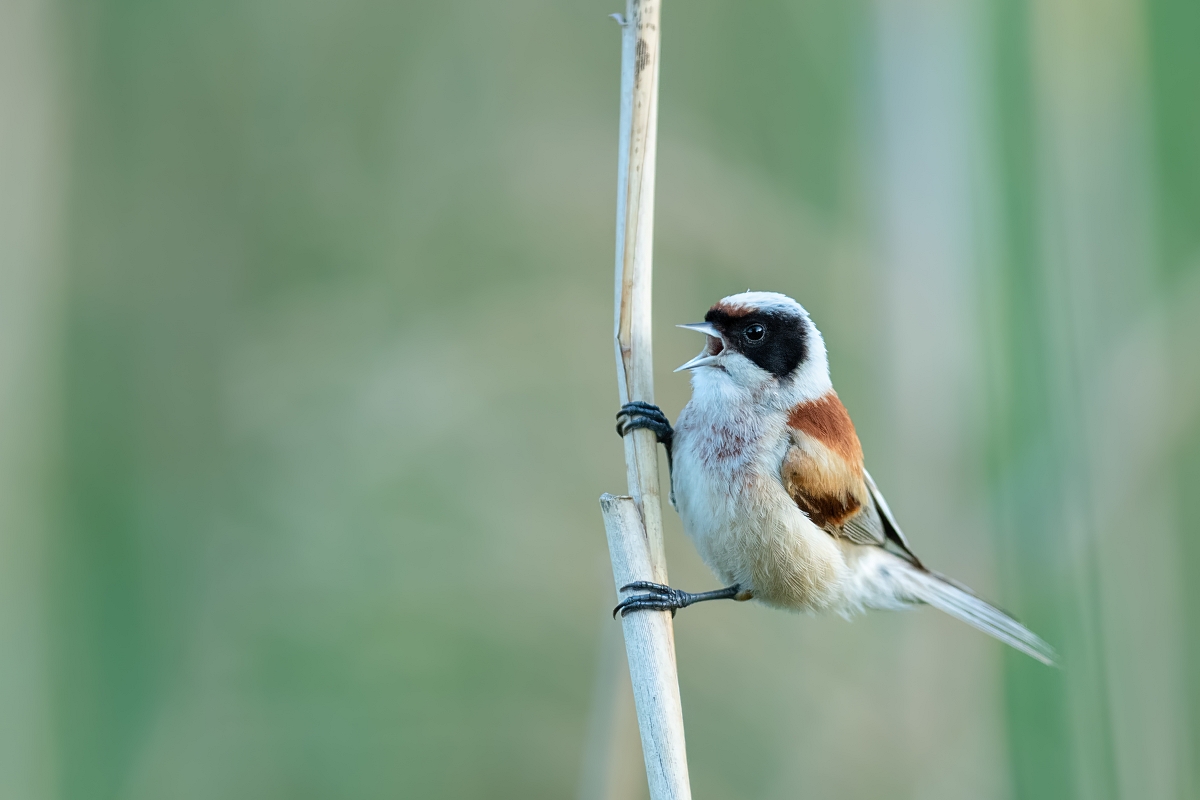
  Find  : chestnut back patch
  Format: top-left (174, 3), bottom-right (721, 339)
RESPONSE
top-left (791, 489), bottom-right (862, 529)
top-left (786, 392), bottom-right (863, 466)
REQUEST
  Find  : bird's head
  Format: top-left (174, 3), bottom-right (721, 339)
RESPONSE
top-left (676, 291), bottom-right (831, 403)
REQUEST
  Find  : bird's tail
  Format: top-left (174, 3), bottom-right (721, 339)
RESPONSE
top-left (899, 566), bottom-right (1058, 667)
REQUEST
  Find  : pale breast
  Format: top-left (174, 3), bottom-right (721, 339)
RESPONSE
top-left (672, 397), bottom-right (848, 611)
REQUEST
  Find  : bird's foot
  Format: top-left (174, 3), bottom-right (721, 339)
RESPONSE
top-left (613, 581), bottom-right (740, 618)
top-left (615, 401), bottom-right (673, 445)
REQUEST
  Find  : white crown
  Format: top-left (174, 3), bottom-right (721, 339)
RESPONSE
top-left (718, 291), bottom-right (808, 318)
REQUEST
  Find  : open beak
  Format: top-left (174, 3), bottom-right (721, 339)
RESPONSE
top-left (674, 322), bottom-right (725, 372)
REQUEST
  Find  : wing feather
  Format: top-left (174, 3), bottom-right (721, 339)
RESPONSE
top-left (781, 441), bottom-right (923, 567)
top-left (863, 468), bottom-right (923, 567)
top-left (782, 393), bottom-right (924, 568)
top-left (839, 502), bottom-right (888, 548)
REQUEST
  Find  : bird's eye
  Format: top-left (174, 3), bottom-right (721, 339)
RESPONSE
top-left (743, 323), bottom-right (766, 344)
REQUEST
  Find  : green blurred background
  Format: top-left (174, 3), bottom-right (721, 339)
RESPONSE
top-left (3, 0), bottom-right (1198, 797)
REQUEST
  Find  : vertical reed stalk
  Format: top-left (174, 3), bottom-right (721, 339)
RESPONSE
top-left (601, 1), bottom-right (692, 798)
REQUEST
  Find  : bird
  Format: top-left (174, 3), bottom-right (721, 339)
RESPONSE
top-left (614, 291), bottom-right (1057, 666)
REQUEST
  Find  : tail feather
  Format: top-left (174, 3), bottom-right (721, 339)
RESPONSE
top-left (903, 568), bottom-right (1058, 667)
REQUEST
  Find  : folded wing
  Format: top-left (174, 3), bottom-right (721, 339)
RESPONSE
top-left (782, 393), bottom-right (922, 567)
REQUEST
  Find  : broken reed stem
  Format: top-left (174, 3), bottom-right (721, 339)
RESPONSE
top-left (603, 2), bottom-right (692, 799)
top-left (600, 495), bottom-right (690, 800)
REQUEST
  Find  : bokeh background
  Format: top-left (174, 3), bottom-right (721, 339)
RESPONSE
top-left (3, 0), bottom-right (1199, 798)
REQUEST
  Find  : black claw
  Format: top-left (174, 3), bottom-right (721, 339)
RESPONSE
top-left (615, 402), bottom-right (674, 445)
top-left (611, 581), bottom-right (740, 618)
top-left (613, 581), bottom-right (679, 617)
top-left (615, 598), bottom-right (681, 617)
top-left (620, 580), bottom-right (669, 593)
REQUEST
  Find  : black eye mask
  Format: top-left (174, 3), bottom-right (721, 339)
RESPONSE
top-left (704, 308), bottom-right (809, 378)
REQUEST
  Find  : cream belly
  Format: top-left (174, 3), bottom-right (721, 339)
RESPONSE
top-left (672, 401), bottom-right (849, 612)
